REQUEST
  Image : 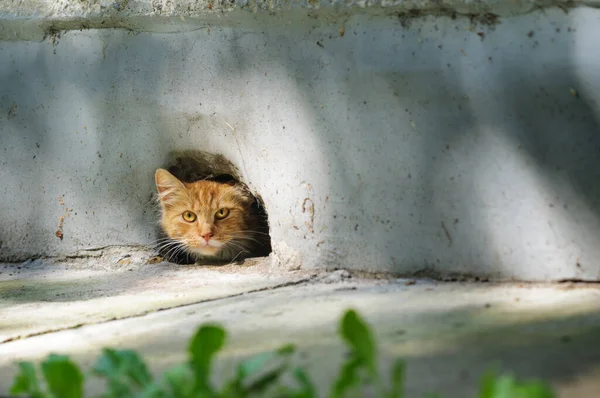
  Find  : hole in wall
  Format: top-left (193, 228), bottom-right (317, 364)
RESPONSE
top-left (154, 150), bottom-right (272, 265)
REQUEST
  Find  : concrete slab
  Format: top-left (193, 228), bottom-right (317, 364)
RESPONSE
top-left (0, 252), bottom-right (310, 343)
top-left (1, 276), bottom-right (600, 397)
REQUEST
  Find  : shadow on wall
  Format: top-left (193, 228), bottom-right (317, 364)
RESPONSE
top-left (211, 9), bottom-right (600, 279)
top-left (2, 9), bottom-right (600, 279)
top-left (0, 31), bottom-right (171, 260)
top-left (0, 49), bottom-right (60, 258)
top-left (0, 29), bottom-right (283, 262)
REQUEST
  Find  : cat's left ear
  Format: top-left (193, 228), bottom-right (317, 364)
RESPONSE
top-left (155, 169), bottom-right (185, 204)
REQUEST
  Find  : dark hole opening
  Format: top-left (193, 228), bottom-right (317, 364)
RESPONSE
top-left (155, 150), bottom-right (272, 265)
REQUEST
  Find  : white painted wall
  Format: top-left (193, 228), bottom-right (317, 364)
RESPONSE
top-left (2, 7), bottom-right (600, 280)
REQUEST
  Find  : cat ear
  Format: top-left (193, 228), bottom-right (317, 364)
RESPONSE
top-left (155, 169), bottom-right (185, 204)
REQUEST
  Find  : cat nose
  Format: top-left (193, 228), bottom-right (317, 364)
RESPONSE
top-left (201, 232), bottom-right (213, 242)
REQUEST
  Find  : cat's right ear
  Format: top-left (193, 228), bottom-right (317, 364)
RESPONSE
top-left (155, 169), bottom-right (185, 205)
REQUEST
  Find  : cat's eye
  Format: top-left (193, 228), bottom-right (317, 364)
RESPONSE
top-left (215, 208), bottom-right (230, 220)
top-left (182, 211), bottom-right (197, 222)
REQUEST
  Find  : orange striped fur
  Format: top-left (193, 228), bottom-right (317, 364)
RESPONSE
top-left (155, 169), bottom-right (269, 262)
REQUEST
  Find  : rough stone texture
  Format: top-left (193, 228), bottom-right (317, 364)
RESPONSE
top-left (1, 273), bottom-right (600, 397)
top-left (2, 1), bottom-right (600, 42)
top-left (0, 0), bottom-right (576, 18)
top-left (3, 2), bottom-right (600, 280)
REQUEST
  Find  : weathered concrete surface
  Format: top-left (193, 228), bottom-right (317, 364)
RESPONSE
top-left (1, 275), bottom-right (600, 397)
top-left (3, 0), bottom-right (600, 42)
top-left (0, 253), bottom-right (310, 343)
top-left (3, 5), bottom-right (600, 280)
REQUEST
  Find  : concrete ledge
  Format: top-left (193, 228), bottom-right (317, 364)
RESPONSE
top-left (2, 278), bottom-right (600, 396)
top-left (0, 255), bottom-right (309, 343)
top-left (2, 0), bottom-right (600, 41)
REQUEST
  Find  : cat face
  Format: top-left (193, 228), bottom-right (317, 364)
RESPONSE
top-left (155, 169), bottom-right (254, 258)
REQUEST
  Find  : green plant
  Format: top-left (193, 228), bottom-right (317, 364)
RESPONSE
top-left (9, 309), bottom-right (554, 398)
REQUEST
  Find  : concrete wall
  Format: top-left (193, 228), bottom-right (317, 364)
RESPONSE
top-left (2, 2), bottom-right (600, 280)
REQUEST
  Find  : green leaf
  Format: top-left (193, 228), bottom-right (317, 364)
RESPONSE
top-left (137, 383), bottom-right (168, 398)
top-left (389, 359), bottom-right (405, 398)
top-left (340, 310), bottom-right (376, 374)
top-left (237, 352), bottom-right (279, 382)
top-left (277, 344), bottom-right (296, 356)
top-left (163, 364), bottom-right (196, 398)
top-left (478, 371), bottom-right (555, 398)
top-left (93, 349), bottom-right (154, 398)
top-left (221, 345), bottom-right (296, 397)
top-left (329, 357), bottom-right (361, 398)
top-left (478, 371), bottom-right (494, 398)
top-left (478, 369), bottom-right (506, 398)
top-left (293, 368), bottom-right (317, 398)
top-left (10, 362), bottom-right (42, 397)
top-left (93, 349), bottom-right (153, 388)
top-left (238, 345), bottom-right (296, 382)
top-left (497, 375), bottom-right (519, 398)
top-left (480, 374), bottom-right (516, 398)
top-left (188, 325), bottom-right (226, 393)
top-left (41, 354), bottom-right (84, 398)
top-left (244, 363), bottom-right (290, 394)
top-left (512, 382), bottom-right (555, 398)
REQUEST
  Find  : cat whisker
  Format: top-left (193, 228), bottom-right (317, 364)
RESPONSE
top-left (224, 239), bottom-right (250, 250)
top-left (149, 237), bottom-right (173, 242)
top-left (149, 238), bottom-right (179, 246)
top-left (149, 235), bottom-right (185, 243)
top-left (228, 250), bottom-right (247, 264)
top-left (148, 235), bottom-right (173, 242)
top-left (170, 246), bottom-right (189, 261)
top-left (233, 230), bottom-right (271, 236)
top-left (154, 239), bottom-right (183, 248)
top-left (228, 236), bottom-right (263, 245)
top-left (157, 246), bottom-right (182, 258)
top-left (162, 241), bottom-right (187, 260)
top-left (226, 249), bottom-right (251, 265)
top-left (223, 241), bottom-right (251, 255)
top-left (155, 245), bottom-right (175, 254)
top-left (227, 236), bottom-right (269, 246)
top-left (230, 233), bottom-right (271, 243)
top-left (162, 245), bottom-right (182, 260)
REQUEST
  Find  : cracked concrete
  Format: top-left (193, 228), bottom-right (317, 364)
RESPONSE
top-left (1, 255), bottom-right (600, 397)
top-left (0, 253), bottom-right (311, 343)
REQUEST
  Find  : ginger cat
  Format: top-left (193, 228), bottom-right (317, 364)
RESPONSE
top-left (154, 168), bottom-right (271, 263)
